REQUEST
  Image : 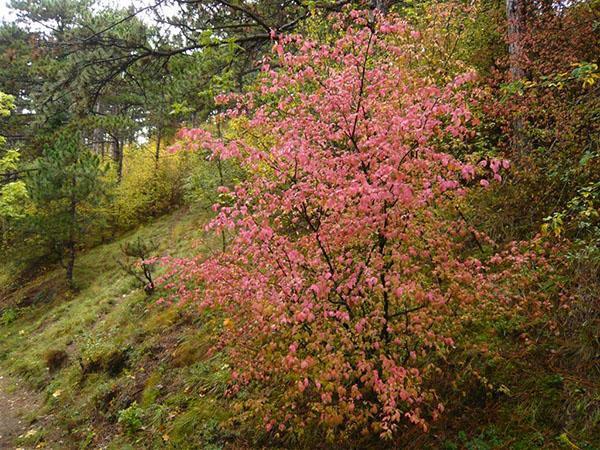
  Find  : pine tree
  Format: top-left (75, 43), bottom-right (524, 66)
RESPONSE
top-left (29, 132), bottom-right (106, 287)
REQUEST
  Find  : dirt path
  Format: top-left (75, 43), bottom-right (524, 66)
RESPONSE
top-left (0, 374), bottom-right (38, 449)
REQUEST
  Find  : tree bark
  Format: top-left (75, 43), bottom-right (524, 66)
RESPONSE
top-left (371, 0), bottom-right (388, 14)
top-left (113, 138), bottom-right (123, 182)
top-left (66, 183), bottom-right (77, 287)
top-left (506, 0), bottom-right (527, 153)
top-left (506, 0), bottom-right (526, 80)
top-left (216, 122), bottom-right (227, 252)
top-left (92, 101), bottom-right (102, 154)
top-left (155, 127), bottom-right (161, 166)
top-left (65, 238), bottom-right (75, 287)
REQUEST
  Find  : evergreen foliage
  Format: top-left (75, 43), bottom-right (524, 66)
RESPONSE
top-left (28, 132), bottom-right (107, 285)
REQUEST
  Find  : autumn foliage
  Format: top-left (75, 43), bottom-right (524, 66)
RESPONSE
top-left (161, 12), bottom-right (568, 442)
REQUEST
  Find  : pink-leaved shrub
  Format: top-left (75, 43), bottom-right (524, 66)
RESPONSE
top-left (160, 11), bottom-right (566, 442)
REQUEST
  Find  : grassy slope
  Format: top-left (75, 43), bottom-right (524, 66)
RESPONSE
top-left (0, 207), bottom-right (598, 449)
top-left (0, 208), bottom-right (236, 449)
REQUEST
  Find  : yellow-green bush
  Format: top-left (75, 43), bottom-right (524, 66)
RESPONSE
top-left (107, 142), bottom-right (197, 230)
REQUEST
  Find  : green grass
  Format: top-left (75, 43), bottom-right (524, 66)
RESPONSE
top-left (0, 207), bottom-right (236, 448)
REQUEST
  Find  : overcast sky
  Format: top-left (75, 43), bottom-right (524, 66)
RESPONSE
top-left (0, 1), bottom-right (169, 25)
top-left (0, 0), bottom-right (16, 22)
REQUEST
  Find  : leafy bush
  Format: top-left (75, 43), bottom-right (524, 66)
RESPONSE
top-left (162, 12), bottom-right (567, 443)
top-left (117, 401), bottom-right (144, 434)
top-left (0, 307), bottom-right (18, 326)
top-left (108, 143), bottom-right (196, 230)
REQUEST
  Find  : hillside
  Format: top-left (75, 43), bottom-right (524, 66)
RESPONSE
top-left (0, 208), bottom-right (237, 449)
top-left (0, 206), bottom-right (597, 449)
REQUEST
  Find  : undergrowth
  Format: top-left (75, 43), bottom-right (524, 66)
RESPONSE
top-left (0, 206), bottom-right (598, 449)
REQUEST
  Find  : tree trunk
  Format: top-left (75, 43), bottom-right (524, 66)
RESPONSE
top-left (66, 186), bottom-right (77, 288)
top-left (506, 0), bottom-right (526, 80)
top-left (113, 138), bottom-right (123, 182)
top-left (506, 0), bottom-right (527, 153)
top-left (65, 238), bottom-right (75, 287)
top-left (117, 140), bottom-right (123, 182)
top-left (92, 102), bottom-right (102, 154)
top-left (371, 0), bottom-right (387, 14)
top-left (216, 122), bottom-right (226, 251)
top-left (155, 127), bottom-right (162, 166)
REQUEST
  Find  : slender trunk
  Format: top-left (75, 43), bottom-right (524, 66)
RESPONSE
top-left (117, 141), bottom-right (123, 182)
top-left (216, 122), bottom-right (226, 252)
top-left (113, 138), bottom-right (123, 182)
top-left (371, 0), bottom-right (387, 14)
top-left (506, 0), bottom-right (526, 80)
top-left (66, 184), bottom-right (77, 287)
top-left (155, 127), bottom-right (161, 166)
top-left (506, 0), bottom-right (526, 152)
top-left (0, 220), bottom-right (6, 250)
top-left (66, 238), bottom-right (75, 286)
top-left (112, 139), bottom-right (118, 163)
top-left (92, 102), bottom-right (102, 154)
top-left (217, 157), bottom-right (226, 252)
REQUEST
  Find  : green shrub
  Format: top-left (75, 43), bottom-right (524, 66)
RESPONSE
top-left (0, 307), bottom-right (18, 326)
top-left (117, 401), bottom-right (143, 434)
top-left (107, 144), bottom-right (196, 230)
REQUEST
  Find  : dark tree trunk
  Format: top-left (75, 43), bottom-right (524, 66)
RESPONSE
top-left (113, 138), bottom-right (123, 182)
top-left (155, 127), bottom-right (162, 165)
top-left (92, 102), bottom-right (102, 154)
top-left (117, 141), bottom-right (123, 182)
top-left (216, 122), bottom-right (227, 251)
top-left (66, 184), bottom-right (77, 287)
top-left (65, 238), bottom-right (75, 286)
